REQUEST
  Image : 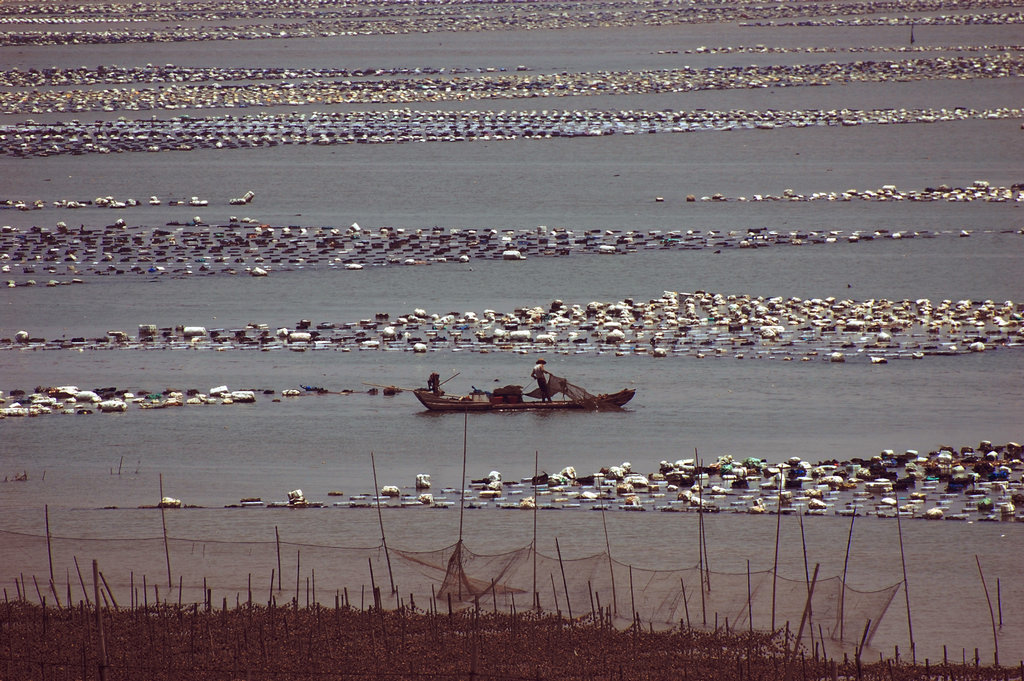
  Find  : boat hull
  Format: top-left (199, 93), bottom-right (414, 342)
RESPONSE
top-left (413, 388), bottom-right (634, 412)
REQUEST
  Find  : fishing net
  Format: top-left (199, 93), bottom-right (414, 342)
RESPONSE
top-left (525, 372), bottom-right (623, 411)
top-left (1, 529), bottom-right (898, 652)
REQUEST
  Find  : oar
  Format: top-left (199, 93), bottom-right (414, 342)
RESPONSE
top-left (439, 371), bottom-right (460, 386)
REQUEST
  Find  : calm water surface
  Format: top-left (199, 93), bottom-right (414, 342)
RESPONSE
top-left (2, 18), bottom-right (1023, 664)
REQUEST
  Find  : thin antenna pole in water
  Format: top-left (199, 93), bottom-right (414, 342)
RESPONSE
top-left (370, 451), bottom-right (395, 595)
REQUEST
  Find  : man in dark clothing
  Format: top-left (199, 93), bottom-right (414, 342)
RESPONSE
top-left (531, 358), bottom-right (551, 402)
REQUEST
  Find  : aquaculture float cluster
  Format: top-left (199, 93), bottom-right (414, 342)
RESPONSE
top-left (1, 0), bottom-right (1020, 46)
top-left (4, 286), bottom-right (1022, 361)
top-left (10, 439), bottom-right (1017, 523)
top-left (2, 185), bottom-right (1023, 284)
top-left (335, 446), bottom-right (1024, 522)
top-left (4, 180), bottom-right (1020, 222)
top-left (4, 106), bottom-right (1024, 158)
top-left (3, 54), bottom-right (1022, 116)
top-left (3, 44), bottom-right (1021, 89)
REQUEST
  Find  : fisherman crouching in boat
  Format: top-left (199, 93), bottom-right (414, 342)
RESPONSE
top-left (531, 358), bottom-right (551, 402)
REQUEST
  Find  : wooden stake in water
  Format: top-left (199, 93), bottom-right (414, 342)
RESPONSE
top-left (799, 514), bottom-right (814, 652)
top-left (370, 451), bottom-right (396, 595)
top-left (555, 537), bottom-right (572, 620)
top-left (73, 556), bottom-right (90, 607)
top-left (771, 467), bottom-right (783, 631)
top-left (275, 526), bottom-right (282, 591)
top-left (532, 450), bottom-right (539, 606)
top-left (601, 505), bottom-right (617, 617)
top-left (996, 577), bottom-right (1002, 628)
top-left (679, 577), bottom-right (690, 628)
top-left (628, 565), bottom-right (636, 625)
top-left (975, 555), bottom-right (999, 666)
top-left (45, 505), bottom-right (54, 583)
top-left (746, 560), bottom-right (753, 632)
top-left (458, 409), bottom-right (468, 544)
top-left (788, 563), bottom-right (820, 678)
top-left (92, 560), bottom-right (108, 681)
top-left (799, 513), bottom-right (810, 586)
top-left (895, 494), bottom-right (915, 662)
top-left (839, 507), bottom-right (856, 641)
top-left (696, 449), bottom-right (706, 593)
top-left (697, 454), bottom-right (711, 592)
top-left (159, 473), bottom-right (172, 588)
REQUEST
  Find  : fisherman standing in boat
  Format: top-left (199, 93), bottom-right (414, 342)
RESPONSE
top-left (531, 358), bottom-right (551, 402)
top-left (427, 372), bottom-right (442, 395)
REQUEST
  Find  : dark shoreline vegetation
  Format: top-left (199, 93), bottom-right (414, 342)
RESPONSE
top-left (0, 600), bottom-right (1018, 680)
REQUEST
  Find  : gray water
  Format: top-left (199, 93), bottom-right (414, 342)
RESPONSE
top-left (2, 18), bottom-right (1024, 664)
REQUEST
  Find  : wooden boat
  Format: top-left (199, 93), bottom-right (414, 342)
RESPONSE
top-left (413, 388), bottom-right (635, 412)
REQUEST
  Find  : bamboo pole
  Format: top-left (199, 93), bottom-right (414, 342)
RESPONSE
top-left (746, 560), bottom-right (753, 632)
top-left (92, 560), bottom-right (108, 681)
top-left (895, 494), bottom-right (915, 662)
top-left (698, 564), bottom-right (707, 627)
top-left (98, 571), bottom-right (118, 610)
top-left (74, 556), bottom-right (90, 607)
top-left (555, 537), bottom-right (572, 620)
top-left (370, 451), bottom-right (396, 595)
top-left (159, 473), bottom-right (172, 588)
top-left (975, 555), bottom-right (999, 666)
top-left (799, 514), bottom-right (814, 653)
top-left (679, 577), bottom-right (690, 628)
top-left (855, 619), bottom-right (872, 666)
top-left (696, 458), bottom-right (712, 593)
top-left (995, 577), bottom-right (1003, 630)
top-left (696, 449), bottom-right (706, 594)
top-left (786, 563), bottom-right (820, 681)
top-left (799, 513), bottom-right (810, 586)
top-left (697, 455), bottom-right (711, 591)
top-left (588, 581), bottom-right (595, 621)
top-left (771, 467), bottom-right (783, 631)
top-left (601, 506), bottom-right (617, 617)
top-left (458, 409), bottom-right (468, 544)
top-left (628, 565), bottom-right (636, 625)
top-left (275, 526), bottom-right (282, 591)
top-left (45, 505), bottom-right (54, 583)
top-left (368, 557), bottom-right (379, 609)
top-left (839, 508), bottom-right (857, 641)
top-left (532, 450), bottom-right (539, 609)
